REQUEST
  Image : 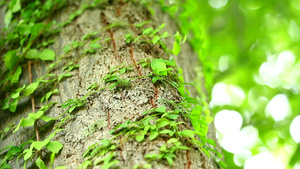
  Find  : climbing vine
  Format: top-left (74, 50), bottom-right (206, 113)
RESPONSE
top-left (0, 0), bottom-right (225, 169)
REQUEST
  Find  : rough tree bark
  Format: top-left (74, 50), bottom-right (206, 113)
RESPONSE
top-left (0, 1), bottom-right (221, 168)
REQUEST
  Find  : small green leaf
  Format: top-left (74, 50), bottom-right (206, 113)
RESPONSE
top-left (9, 98), bottom-right (18, 112)
top-left (10, 66), bottom-right (22, 84)
top-left (151, 59), bottom-right (167, 76)
top-left (55, 166), bottom-right (67, 169)
top-left (142, 27), bottom-right (154, 35)
top-left (46, 141), bottom-right (63, 153)
top-left (173, 41), bottom-right (180, 55)
top-left (165, 114), bottom-right (179, 120)
top-left (177, 146), bottom-right (190, 150)
top-left (152, 76), bottom-right (162, 83)
top-left (25, 49), bottom-right (39, 59)
top-left (68, 105), bottom-right (76, 113)
top-left (149, 131), bottom-right (159, 140)
top-left (32, 139), bottom-right (50, 150)
top-left (24, 81), bottom-right (40, 96)
top-left (10, 0), bottom-right (21, 13)
top-left (23, 148), bottom-right (33, 160)
top-left (90, 43), bottom-right (101, 49)
top-left (4, 50), bottom-right (19, 70)
top-left (78, 160), bottom-right (91, 169)
top-left (143, 163), bottom-right (152, 168)
top-left (28, 111), bottom-right (44, 120)
top-left (4, 10), bottom-right (12, 28)
top-left (173, 32), bottom-right (182, 55)
top-left (182, 130), bottom-right (195, 139)
top-left (40, 115), bottom-right (56, 122)
top-left (39, 49), bottom-right (55, 61)
top-left (22, 117), bottom-right (35, 127)
top-left (159, 145), bottom-right (167, 152)
top-left (152, 36), bottom-right (160, 44)
top-left (35, 157), bottom-right (47, 169)
top-left (167, 138), bottom-right (178, 144)
top-left (135, 20), bottom-right (151, 28)
top-left (165, 156), bottom-right (173, 166)
top-left (157, 121), bottom-right (170, 128)
top-left (154, 106), bottom-right (166, 113)
top-left (135, 135), bottom-right (144, 142)
top-left (144, 153), bottom-right (159, 159)
top-left (119, 68), bottom-right (126, 74)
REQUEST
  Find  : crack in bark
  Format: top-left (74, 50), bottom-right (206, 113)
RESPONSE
top-left (100, 12), bottom-right (122, 62)
top-left (129, 46), bottom-right (142, 76)
top-left (186, 150), bottom-right (191, 169)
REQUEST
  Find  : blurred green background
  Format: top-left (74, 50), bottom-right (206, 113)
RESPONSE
top-left (178, 0), bottom-right (300, 168)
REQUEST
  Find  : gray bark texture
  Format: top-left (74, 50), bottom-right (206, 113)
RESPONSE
top-left (0, 1), bottom-right (221, 169)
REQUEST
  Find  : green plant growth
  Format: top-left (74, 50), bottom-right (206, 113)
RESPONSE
top-left (0, 0), bottom-right (224, 168)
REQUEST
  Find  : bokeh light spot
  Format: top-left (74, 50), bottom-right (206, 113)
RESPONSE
top-left (265, 94), bottom-right (290, 121)
top-left (214, 110), bottom-right (243, 134)
top-left (208, 0), bottom-right (228, 9)
top-left (290, 115), bottom-right (300, 143)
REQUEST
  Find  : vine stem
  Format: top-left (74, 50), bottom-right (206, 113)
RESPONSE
top-left (28, 61), bottom-right (42, 158)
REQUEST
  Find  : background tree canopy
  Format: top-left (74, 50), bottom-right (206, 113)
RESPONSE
top-left (179, 0), bottom-right (300, 168)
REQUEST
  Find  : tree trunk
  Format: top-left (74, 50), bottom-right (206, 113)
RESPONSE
top-left (0, 1), bottom-right (221, 169)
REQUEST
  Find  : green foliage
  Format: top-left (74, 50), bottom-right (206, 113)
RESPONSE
top-left (0, 0), bottom-right (225, 168)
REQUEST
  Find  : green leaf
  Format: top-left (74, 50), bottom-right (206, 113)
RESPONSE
top-left (159, 129), bottom-right (173, 134)
top-left (144, 153), bottom-right (159, 159)
top-left (149, 131), bottom-right (159, 140)
top-left (68, 105), bottom-right (76, 113)
top-left (78, 160), bottom-right (91, 169)
top-left (30, 23), bottom-right (45, 37)
top-left (24, 82), bottom-right (40, 96)
top-left (4, 50), bottom-right (19, 70)
top-left (35, 157), bottom-right (47, 169)
top-left (10, 66), bottom-right (22, 84)
top-left (9, 98), bottom-right (18, 112)
top-left (10, 0), bottom-right (21, 13)
top-left (152, 76), bottom-right (162, 83)
top-left (25, 49), bottom-right (39, 59)
top-left (46, 141), bottom-right (63, 153)
top-left (182, 130), bottom-right (195, 139)
top-left (135, 20), bottom-right (151, 28)
top-left (4, 10), bottom-right (12, 28)
top-left (23, 148), bottom-right (33, 160)
top-left (119, 67), bottom-right (126, 74)
top-left (7, 146), bottom-right (22, 156)
top-left (90, 43), bottom-right (101, 49)
top-left (143, 164), bottom-right (152, 168)
top-left (177, 146), bottom-right (190, 150)
top-left (165, 114), bottom-right (179, 120)
top-left (152, 36), bottom-right (160, 44)
top-left (135, 135), bottom-right (144, 142)
top-left (32, 139), bottom-right (50, 150)
top-left (28, 111), bottom-right (44, 120)
top-left (173, 41), bottom-right (181, 55)
top-left (22, 117), bottom-right (35, 127)
top-left (151, 59), bottom-right (167, 76)
top-left (167, 138), bottom-right (178, 144)
top-left (39, 49), bottom-right (55, 61)
top-left (13, 118), bottom-right (23, 133)
top-left (154, 106), bottom-right (166, 113)
top-left (165, 156), bottom-right (173, 166)
top-left (142, 27), bottom-right (154, 35)
top-left (159, 145), bottom-right (167, 152)
top-left (55, 166), bottom-right (67, 169)
top-left (157, 121), bottom-right (170, 128)
top-left (40, 115), bottom-right (56, 122)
